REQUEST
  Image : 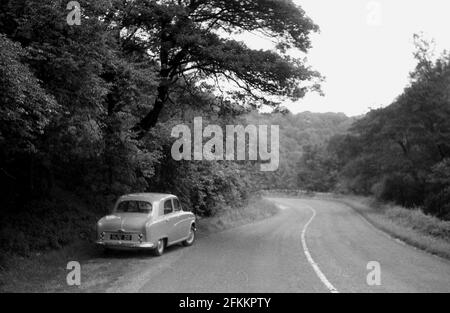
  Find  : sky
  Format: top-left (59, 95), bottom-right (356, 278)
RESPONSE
top-left (241, 0), bottom-right (450, 116)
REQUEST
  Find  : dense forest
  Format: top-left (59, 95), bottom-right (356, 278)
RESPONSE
top-left (246, 111), bottom-right (353, 190)
top-left (298, 37), bottom-right (450, 220)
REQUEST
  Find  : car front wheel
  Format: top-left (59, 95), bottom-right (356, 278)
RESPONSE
top-left (153, 239), bottom-right (165, 256)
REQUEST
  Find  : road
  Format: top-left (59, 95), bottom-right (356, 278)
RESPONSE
top-left (81, 198), bottom-right (450, 293)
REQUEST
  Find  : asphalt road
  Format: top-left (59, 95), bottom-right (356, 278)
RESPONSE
top-left (92, 198), bottom-right (450, 293)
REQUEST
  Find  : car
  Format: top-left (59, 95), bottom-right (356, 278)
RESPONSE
top-left (96, 193), bottom-right (196, 256)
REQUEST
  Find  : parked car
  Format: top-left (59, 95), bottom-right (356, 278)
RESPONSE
top-left (96, 193), bottom-right (196, 256)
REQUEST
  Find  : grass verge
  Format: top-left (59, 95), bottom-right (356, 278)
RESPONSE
top-left (197, 196), bottom-right (279, 234)
top-left (324, 195), bottom-right (450, 260)
top-left (0, 241), bottom-right (101, 292)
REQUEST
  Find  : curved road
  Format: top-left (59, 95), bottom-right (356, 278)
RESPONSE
top-left (92, 198), bottom-right (450, 293)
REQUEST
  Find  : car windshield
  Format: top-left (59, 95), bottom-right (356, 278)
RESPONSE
top-left (115, 201), bottom-right (152, 214)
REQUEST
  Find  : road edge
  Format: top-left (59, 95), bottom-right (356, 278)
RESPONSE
top-left (322, 197), bottom-right (450, 263)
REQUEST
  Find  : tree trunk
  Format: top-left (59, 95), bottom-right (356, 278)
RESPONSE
top-left (132, 83), bottom-right (169, 137)
top-left (132, 21), bottom-right (171, 138)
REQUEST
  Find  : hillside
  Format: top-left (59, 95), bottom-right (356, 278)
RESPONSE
top-left (245, 111), bottom-right (354, 190)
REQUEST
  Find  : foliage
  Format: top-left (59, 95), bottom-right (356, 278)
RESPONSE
top-left (0, 34), bottom-right (58, 155)
top-left (424, 159), bottom-right (450, 219)
top-left (0, 33), bottom-right (59, 203)
top-left (297, 144), bottom-right (339, 192)
top-left (0, 190), bottom-right (99, 256)
top-left (108, 0), bottom-right (322, 133)
top-left (246, 111), bottom-right (352, 190)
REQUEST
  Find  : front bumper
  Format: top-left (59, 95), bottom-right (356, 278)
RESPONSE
top-left (96, 240), bottom-right (154, 250)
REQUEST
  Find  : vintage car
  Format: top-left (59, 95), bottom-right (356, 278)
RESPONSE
top-left (96, 193), bottom-right (196, 256)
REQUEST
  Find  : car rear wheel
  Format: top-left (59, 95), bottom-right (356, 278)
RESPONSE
top-left (153, 239), bottom-right (165, 256)
top-left (182, 226), bottom-right (195, 247)
top-left (103, 247), bottom-right (113, 255)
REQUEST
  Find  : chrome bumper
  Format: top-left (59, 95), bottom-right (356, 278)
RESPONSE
top-left (96, 240), bottom-right (154, 249)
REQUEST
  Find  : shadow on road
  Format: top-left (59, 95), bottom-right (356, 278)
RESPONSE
top-left (99, 243), bottom-right (189, 260)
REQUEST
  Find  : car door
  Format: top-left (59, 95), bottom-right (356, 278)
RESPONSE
top-left (171, 197), bottom-right (191, 241)
top-left (162, 198), bottom-right (177, 244)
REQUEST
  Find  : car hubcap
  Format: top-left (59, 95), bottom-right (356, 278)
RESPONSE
top-left (158, 240), bottom-right (163, 253)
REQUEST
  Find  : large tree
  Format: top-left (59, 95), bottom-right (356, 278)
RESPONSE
top-left (105, 0), bottom-right (321, 136)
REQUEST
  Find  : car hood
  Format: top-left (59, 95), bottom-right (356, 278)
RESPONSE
top-left (98, 213), bottom-right (150, 233)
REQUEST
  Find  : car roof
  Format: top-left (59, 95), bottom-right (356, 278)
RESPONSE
top-left (119, 193), bottom-right (175, 202)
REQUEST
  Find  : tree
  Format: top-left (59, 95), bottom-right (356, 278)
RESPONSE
top-left (105, 0), bottom-right (321, 136)
top-left (424, 159), bottom-right (450, 219)
top-left (0, 34), bottom-right (58, 156)
top-left (297, 144), bottom-right (339, 192)
top-left (0, 34), bottom-right (59, 199)
top-left (321, 35), bottom-right (450, 214)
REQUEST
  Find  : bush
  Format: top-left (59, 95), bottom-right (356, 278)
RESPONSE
top-left (424, 159), bottom-right (450, 220)
top-left (385, 206), bottom-right (450, 240)
top-left (424, 187), bottom-right (450, 220)
top-left (375, 173), bottom-right (424, 208)
top-left (0, 195), bottom-right (99, 256)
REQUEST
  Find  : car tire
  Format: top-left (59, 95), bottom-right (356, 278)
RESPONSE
top-left (182, 226), bottom-right (195, 247)
top-left (153, 238), bottom-right (165, 256)
top-left (103, 247), bottom-right (113, 255)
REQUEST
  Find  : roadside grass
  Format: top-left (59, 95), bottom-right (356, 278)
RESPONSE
top-left (197, 196), bottom-right (279, 234)
top-left (321, 195), bottom-right (450, 260)
top-left (0, 188), bottom-right (104, 257)
top-left (0, 241), bottom-right (101, 293)
top-left (0, 188), bottom-right (104, 292)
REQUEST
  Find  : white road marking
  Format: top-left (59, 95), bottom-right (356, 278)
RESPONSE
top-left (301, 203), bottom-right (339, 293)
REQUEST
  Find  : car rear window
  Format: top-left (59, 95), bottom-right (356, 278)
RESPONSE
top-left (164, 199), bottom-right (173, 215)
top-left (173, 198), bottom-right (181, 211)
top-left (115, 201), bottom-right (152, 213)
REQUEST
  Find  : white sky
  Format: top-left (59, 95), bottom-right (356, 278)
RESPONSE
top-left (241, 0), bottom-right (450, 116)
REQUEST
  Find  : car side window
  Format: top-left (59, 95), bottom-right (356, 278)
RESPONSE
top-left (163, 199), bottom-right (173, 215)
top-left (173, 198), bottom-right (181, 212)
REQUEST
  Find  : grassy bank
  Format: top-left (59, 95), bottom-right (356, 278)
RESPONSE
top-left (0, 196), bottom-right (279, 292)
top-left (197, 197), bottom-right (280, 234)
top-left (321, 195), bottom-right (450, 260)
top-left (0, 241), bottom-right (102, 292)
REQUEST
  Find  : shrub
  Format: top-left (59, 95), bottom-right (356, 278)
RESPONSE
top-left (375, 173), bottom-right (424, 208)
top-left (424, 159), bottom-right (450, 220)
top-left (0, 196), bottom-right (99, 256)
top-left (424, 187), bottom-right (450, 220)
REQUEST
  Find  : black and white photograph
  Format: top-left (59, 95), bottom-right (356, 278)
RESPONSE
top-left (0, 0), bottom-right (449, 298)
